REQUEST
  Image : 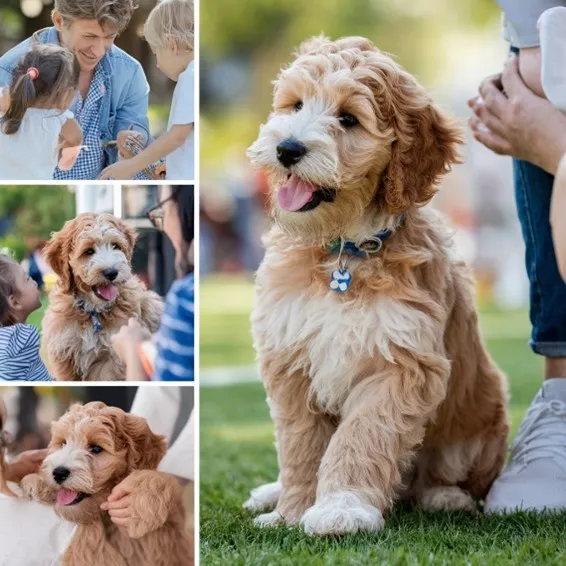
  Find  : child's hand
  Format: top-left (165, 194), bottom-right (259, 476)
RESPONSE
top-left (6, 449), bottom-right (48, 483)
top-left (111, 318), bottom-right (152, 365)
top-left (99, 158), bottom-right (140, 180)
top-left (100, 483), bottom-right (134, 530)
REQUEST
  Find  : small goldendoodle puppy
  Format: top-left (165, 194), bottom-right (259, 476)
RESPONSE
top-left (42, 213), bottom-right (163, 381)
top-left (20, 402), bottom-right (193, 566)
top-left (244, 36), bottom-right (509, 535)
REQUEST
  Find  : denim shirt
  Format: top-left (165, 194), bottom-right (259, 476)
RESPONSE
top-left (0, 27), bottom-right (150, 172)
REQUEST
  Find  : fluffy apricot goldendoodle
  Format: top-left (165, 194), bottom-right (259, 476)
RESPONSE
top-left (20, 402), bottom-right (193, 566)
top-left (42, 213), bottom-right (163, 381)
top-left (244, 35), bottom-right (509, 535)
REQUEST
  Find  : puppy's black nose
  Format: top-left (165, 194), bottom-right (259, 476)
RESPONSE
top-left (276, 138), bottom-right (307, 168)
top-left (53, 466), bottom-right (70, 484)
top-left (103, 268), bottom-right (118, 282)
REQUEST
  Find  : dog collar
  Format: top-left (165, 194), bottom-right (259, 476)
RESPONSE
top-left (327, 215), bottom-right (405, 293)
top-left (327, 228), bottom-right (395, 258)
top-left (75, 299), bottom-right (113, 334)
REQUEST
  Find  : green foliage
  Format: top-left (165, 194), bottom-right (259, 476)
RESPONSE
top-left (0, 185), bottom-right (75, 243)
top-left (0, 232), bottom-right (27, 261)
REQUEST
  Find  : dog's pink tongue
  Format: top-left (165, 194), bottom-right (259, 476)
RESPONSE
top-left (56, 489), bottom-right (78, 506)
top-left (97, 285), bottom-right (118, 301)
top-left (278, 175), bottom-right (316, 211)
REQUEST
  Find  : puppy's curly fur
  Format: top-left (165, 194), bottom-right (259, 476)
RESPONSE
top-left (245, 36), bottom-right (509, 535)
top-left (42, 213), bottom-right (164, 381)
top-left (20, 402), bottom-right (193, 566)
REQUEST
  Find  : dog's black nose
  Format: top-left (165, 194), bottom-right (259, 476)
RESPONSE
top-left (276, 138), bottom-right (307, 168)
top-left (53, 466), bottom-right (70, 484)
top-left (103, 268), bottom-right (118, 281)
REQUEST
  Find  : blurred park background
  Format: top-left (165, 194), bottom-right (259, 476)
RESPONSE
top-left (0, 184), bottom-right (182, 338)
top-left (0, 0), bottom-right (173, 134)
top-left (199, 1), bottom-right (555, 561)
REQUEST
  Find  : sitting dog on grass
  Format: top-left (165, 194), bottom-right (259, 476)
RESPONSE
top-left (244, 35), bottom-right (509, 536)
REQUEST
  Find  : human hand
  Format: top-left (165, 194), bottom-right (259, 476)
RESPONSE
top-left (99, 157), bottom-right (140, 180)
top-left (5, 449), bottom-right (48, 483)
top-left (100, 471), bottom-right (179, 537)
top-left (468, 55), bottom-right (566, 174)
top-left (117, 130), bottom-right (144, 160)
top-left (111, 318), bottom-right (152, 365)
top-left (100, 482), bottom-right (134, 530)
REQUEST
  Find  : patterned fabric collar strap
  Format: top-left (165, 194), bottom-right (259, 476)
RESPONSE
top-left (327, 214), bottom-right (406, 258)
top-left (75, 299), bottom-right (113, 334)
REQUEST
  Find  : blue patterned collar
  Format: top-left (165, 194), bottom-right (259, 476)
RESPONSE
top-left (327, 228), bottom-right (395, 258)
top-left (75, 298), bottom-right (113, 334)
top-left (327, 214), bottom-right (406, 258)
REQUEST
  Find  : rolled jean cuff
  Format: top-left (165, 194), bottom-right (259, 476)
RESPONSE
top-left (531, 340), bottom-right (566, 357)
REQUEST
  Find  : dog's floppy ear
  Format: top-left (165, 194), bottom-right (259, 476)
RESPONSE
top-left (112, 217), bottom-right (138, 261)
top-left (44, 219), bottom-right (77, 294)
top-left (119, 411), bottom-right (167, 471)
top-left (375, 61), bottom-right (463, 213)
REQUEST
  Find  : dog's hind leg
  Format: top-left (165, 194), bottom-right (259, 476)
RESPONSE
top-left (243, 479), bottom-right (282, 514)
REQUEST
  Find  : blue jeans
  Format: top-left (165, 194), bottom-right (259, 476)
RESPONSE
top-left (514, 158), bottom-right (566, 356)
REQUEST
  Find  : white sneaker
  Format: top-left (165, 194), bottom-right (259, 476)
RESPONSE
top-left (485, 379), bottom-right (566, 513)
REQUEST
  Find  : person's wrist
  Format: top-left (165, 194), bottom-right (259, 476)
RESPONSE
top-left (540, 133), bottom-right (566, 174)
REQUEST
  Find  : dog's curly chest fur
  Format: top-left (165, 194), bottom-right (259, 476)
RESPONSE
top-left (253, 263), bottom-right (436, 411)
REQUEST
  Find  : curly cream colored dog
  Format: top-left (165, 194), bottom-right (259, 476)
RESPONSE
top-left (20, 402), bottom-right (193, 566)
top-left (42, 213), bottom-right (163, 381)
top-left (244, 36), bottom-right (509, 535)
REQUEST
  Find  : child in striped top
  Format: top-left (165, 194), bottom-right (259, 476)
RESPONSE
top-left (0, 255), bottom-right (52, 381)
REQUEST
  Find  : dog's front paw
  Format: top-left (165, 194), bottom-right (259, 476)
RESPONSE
top-left (300, 491), bottom-right (384, 536)
top-left (243, 481), bottom-right (282, 514)
top-left (19, 473), bottom-right (54, 503)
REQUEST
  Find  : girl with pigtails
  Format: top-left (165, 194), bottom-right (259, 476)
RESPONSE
top-left (0, 43), bottom-right (83, 180)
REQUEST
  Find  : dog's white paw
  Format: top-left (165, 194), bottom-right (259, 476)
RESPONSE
top-left (419, 486), bottom-right (476, 514)
top-left (243, 481), bottom-right (282, 513)
top-left (253, 510), bottom-right (284, 528)
top-left (300, 491), bottom-right (384, 536)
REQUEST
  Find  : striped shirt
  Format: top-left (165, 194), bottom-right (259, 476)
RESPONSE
top-left (154, 274), bottom-right (194, 382)
top-left (0, 324), bottom-right (52, 381)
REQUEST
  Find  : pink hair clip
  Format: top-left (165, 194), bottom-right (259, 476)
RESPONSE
top-left (26, 67), bottom-right (39, 80)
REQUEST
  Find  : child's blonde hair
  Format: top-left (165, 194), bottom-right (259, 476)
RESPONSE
top-left (144, 0), bottom-right (194, 52)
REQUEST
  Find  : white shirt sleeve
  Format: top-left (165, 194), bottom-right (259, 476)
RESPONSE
top-left (169, 62), bottom-right (195, 128)
top-left (129, 387), bottom-right (194, 480)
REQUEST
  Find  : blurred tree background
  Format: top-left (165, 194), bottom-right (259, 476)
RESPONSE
top-left (200, 0), bottom-right (501, 166)
top-left (0, 186), bottom-right (75, 260)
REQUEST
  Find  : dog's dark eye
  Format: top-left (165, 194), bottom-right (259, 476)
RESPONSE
top-left (112, 243), bottom-right (121, 251)
top-left (89, 444), bottom-right (103, 454)
top-left (293, 100), bottom-right (303, 111)
top-left (85, 248), bottom-right (95, 256)
top-left (339, 112), bottom-right (358, 128)
top-left (61, 439), bottom-right (67, 446)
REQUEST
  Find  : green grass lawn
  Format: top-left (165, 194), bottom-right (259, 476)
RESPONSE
top-left (200, 276), bottom-right (566, 565)
top-left (28, 295), bottom-right (48, 331)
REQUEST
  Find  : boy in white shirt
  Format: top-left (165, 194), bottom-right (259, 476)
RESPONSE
top-left (100, 0), bottom-right (195, 181)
